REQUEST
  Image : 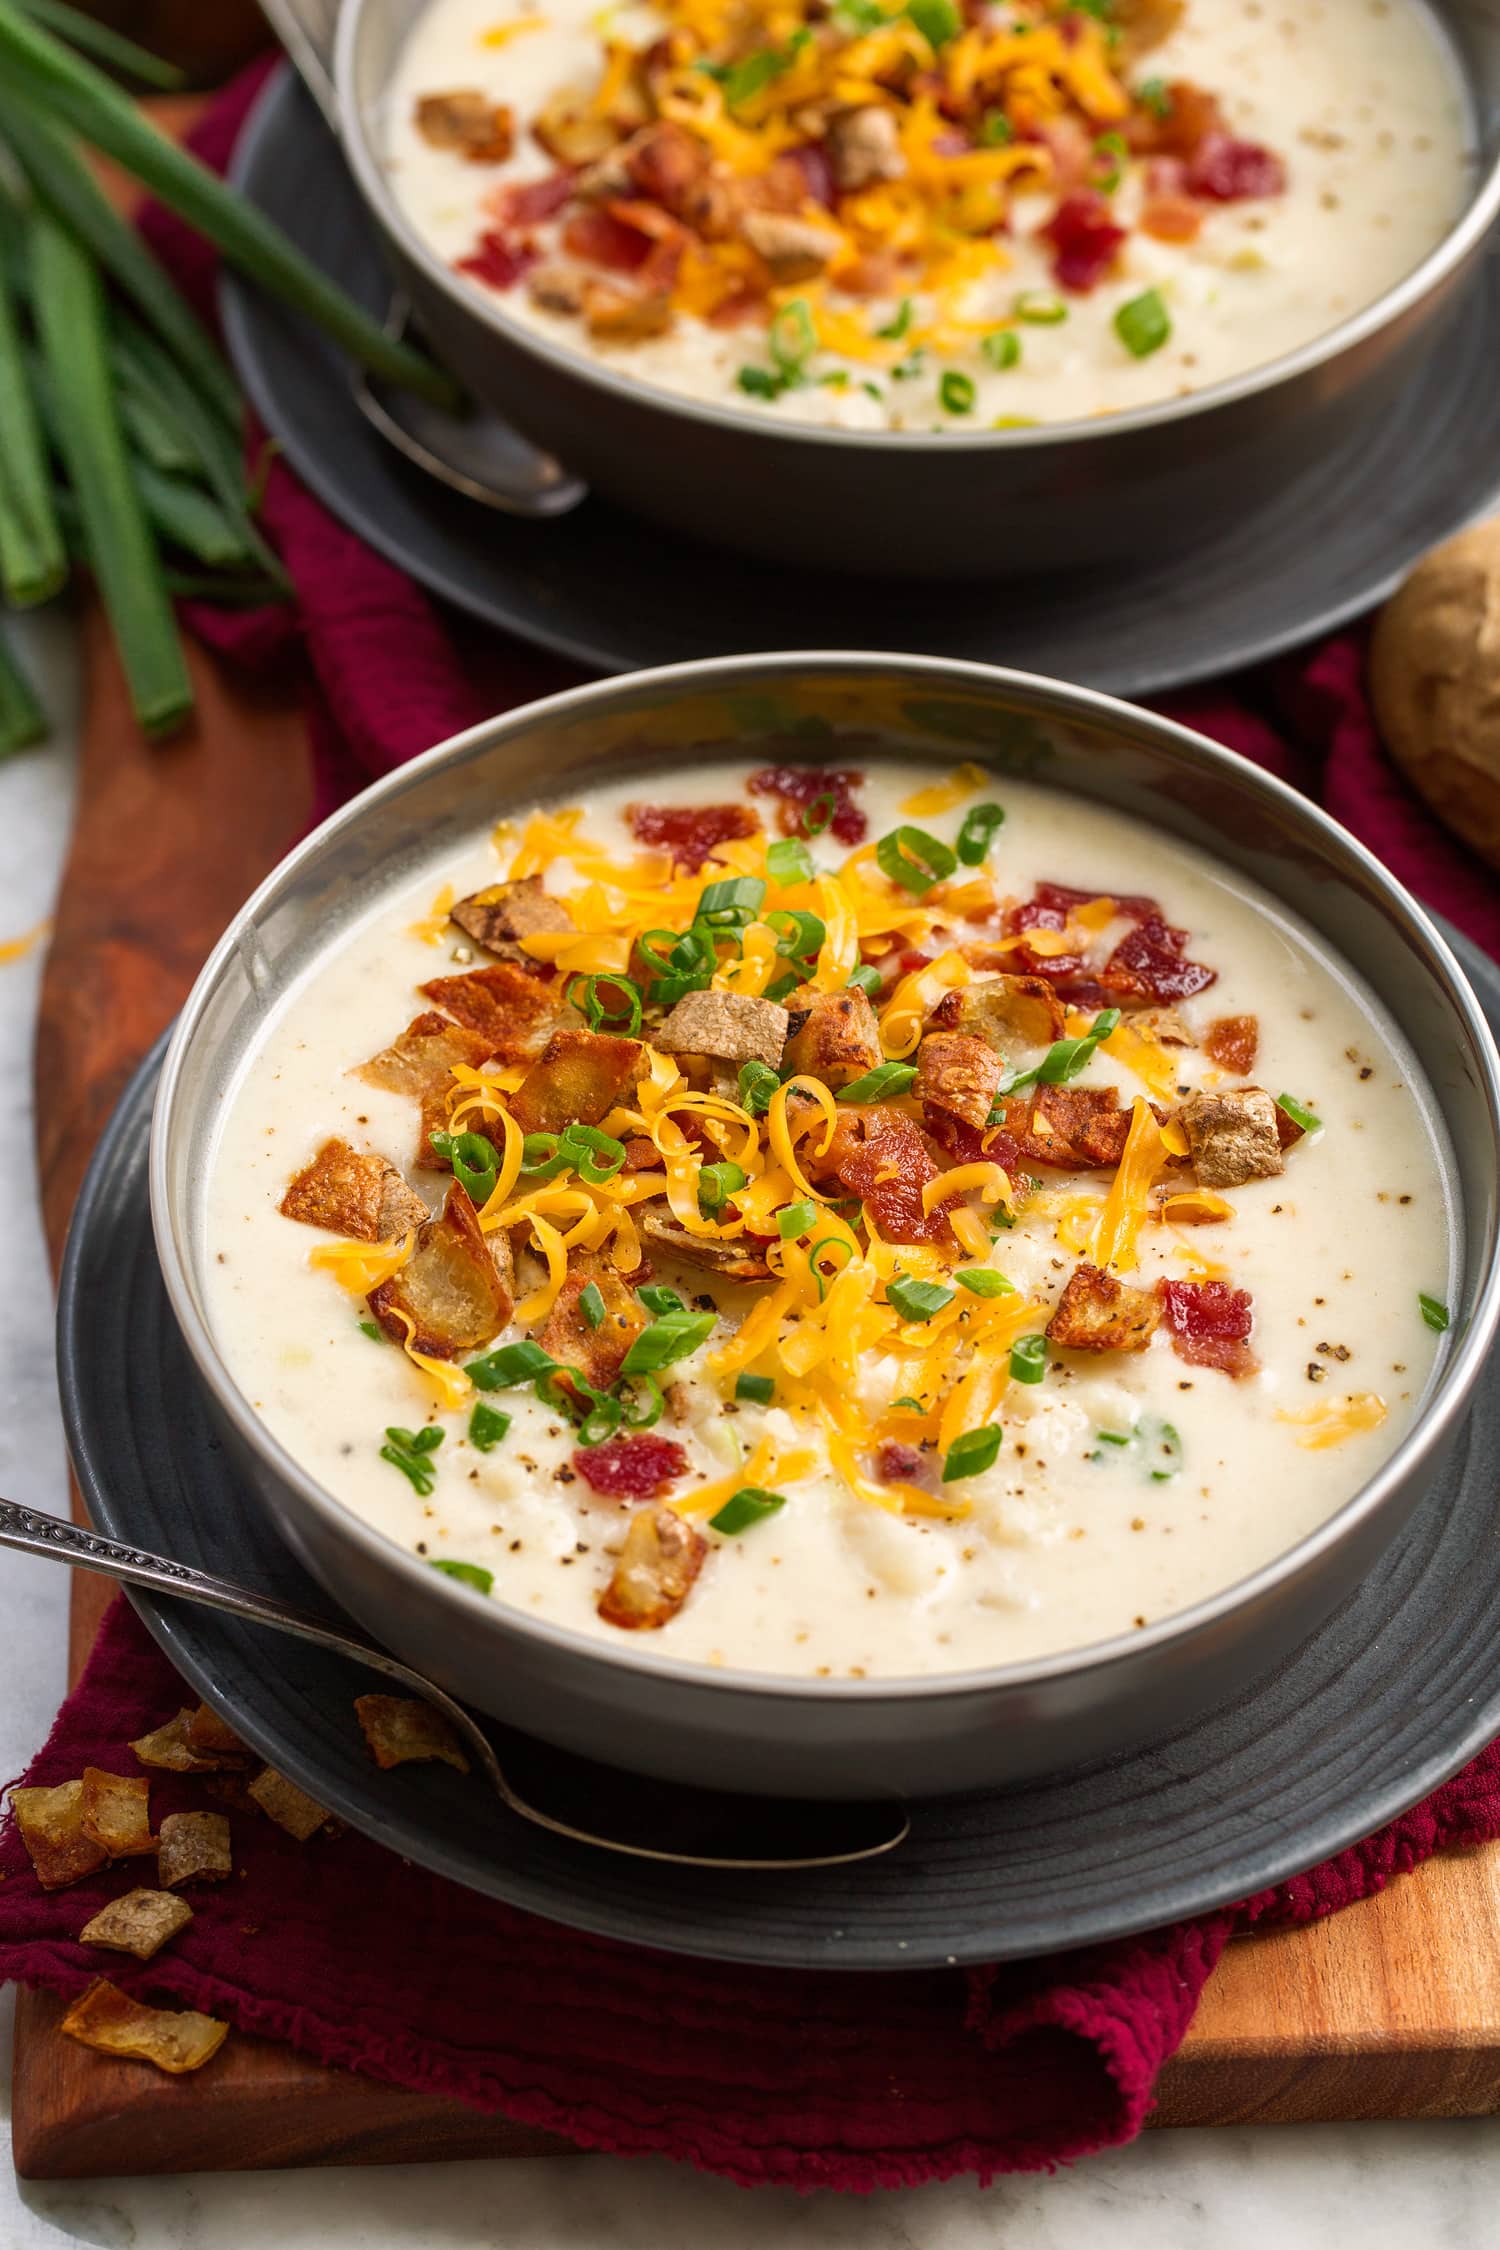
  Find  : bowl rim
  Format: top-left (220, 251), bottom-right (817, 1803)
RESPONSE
top-left (333, 0), bottom-right (1500, 458)
top-left (149, 650), bottom-right (1500, 1706)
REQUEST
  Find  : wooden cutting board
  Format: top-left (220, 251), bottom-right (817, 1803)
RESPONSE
top-left (11, 612), bottom-right (1500, 2179)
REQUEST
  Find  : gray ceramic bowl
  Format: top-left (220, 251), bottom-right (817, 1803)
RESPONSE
top-left (150, 655), bottom-right (1500, 1799)
top-left (333, 0), bottom-right (1500, 578)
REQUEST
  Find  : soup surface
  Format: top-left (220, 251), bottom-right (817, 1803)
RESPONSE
top-left (207, 756), bottom-right (1452, 1678)
top-left (380, 0), bottom-right (1471, 430)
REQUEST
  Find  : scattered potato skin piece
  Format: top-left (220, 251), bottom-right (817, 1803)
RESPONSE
top-left (419, 962), bottom-right (559, 1063)
top-left (79, 1889), bottom-right (193, 1962)
top-left (653, 989), bottom-right (789, 1070)
top-left (60, 1979), bottom-right (229, 2074)
top-left (246, 1765), bottom-right (329, 1842)
top-left (357, 1012), bottom-right (495, 1100)
top-left (413, 89), bottom-right (515, 161)
top-left (537, 1258), bottom-right (648, 1394)
top-left (638, 1209), bottom-right (772, 1280)
top-left (186, 1704), bottom-right (249, 1762)
top-left (11, 1781), bottom-right (109, 1889)
top-left (932, 974), bottom-right (1067, 1051)
top-left (450, 875), bottom-right (572, 963)
top-left (279, 1139), bottom-right (429, 1243)
top-left (508, 1028), bottom-right (645, 1135)
top-left (157, 1811), bottom-right (233, 1889)
top-left (1203, 1014), bottom-right (1258, 1074)
top-left (916, 1033), bottom-right (1006, 1133)
top-left (598, 1505), bottom-right (707, 1630)
top-left (132, 1710), bottom-right (241, 1774)
top-left (368, 1182), bottom-right (515, 1357)
top-left (80, 1768), bottom-right (155, 1858)
top-left (1131, 1005), bottom-right (1196, 1049)
top-left (1046, 1262), bottom-right (1163, 1353)
top-left (354, 1695), bottom-right (470, 1773)
top-left (781, 987), bottom-right (883, 1086)
top-left (1179, 1087), bottom-right (1284, 1189)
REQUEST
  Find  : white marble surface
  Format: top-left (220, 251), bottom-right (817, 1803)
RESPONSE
top-left (2, 610), bottom-right (1498, 2246)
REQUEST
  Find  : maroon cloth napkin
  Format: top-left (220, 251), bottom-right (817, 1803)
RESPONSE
top-left (2, 63), bottom-right (1498, 2191)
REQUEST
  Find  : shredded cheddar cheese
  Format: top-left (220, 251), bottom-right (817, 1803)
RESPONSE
top-left (1277, 1394), bottom-right (1388, 1449)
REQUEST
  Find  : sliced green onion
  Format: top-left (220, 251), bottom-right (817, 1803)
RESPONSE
top-left (738, 1059), bottom-right (781, 1116)
top-left (621, 1309), bottom-right (718, 1374)
top-left (429, 1128), bottom-right (499, 1209)
top-left (723, 44), bottom-right (786, 105)
top-left (992, 1008), bottom-right (1121, 1103)
top-left (710, 1486), bottom-right (787, 1535)
top-left (801, 792), bottom-right (836, 838)
top-left (777, 1200), bottom-right (817, 1239)
top-left (875, 296), bottom-right (913, 341)
top-left (980, 109), bottom-right (1014, 145)
top-left (468, 1403), bottom-right (512, 1452)
top-left (1095, 1424), bottom-right (1133, 1446)
top-left (1137, 76), bottom-right (1173, 118)
top-left (558, 1122), bottom-right (627, 1184)
top-left (767, 836), bottom-right (816, 886)
top-left (875, 823), bottom-right (958, 897)
top-left (1009, 1333), bottom-right (1047, 1384)
top-left (1014, 290), bottom-right (1067, 325)
top-left (847, 963), bottom-right (883, 998)
top-left (1419, 1292), bottom-right (1450, 1334)
top-left (699, 1160), bottom-right (749, 1213)
top-left (735, 1372), bottom-right (776, 1404)
top-left (0, 2), bottom-right (457, 407)
top-left (1114, 287), bottom-right (1171, 359)
top-left (639, 1284), bottom-right (686, 1316)
top-left (840, 1060), bottom-right (918, 1103)
top-left (888, 1273), bottom-right (955, 1322)
top-left (575, 1391), bottom-right (623, 1446)
top-left (578, 1281), bottom-right (607, 1330)
top-left (769, 296), bottom-right (816, 379)
top-left (956, 1268), bottom-right (1015, 1298)
top-left (764, 971), bottom-right (800, 1002)
top-left (807, 1236), bottom-right (854, 1298)
top-left (465, 1338), bottom-right (556, 1391)
top-left (0, 233), bottom-right (64, 607)
top-left (1143, 1417), bottom-right (1182, 1482)
top-left (430, 1558), bottom-right (493, 1594)
top-left (1276, 1093), bottom-right (1323, 1134)
top-left (568, 971), bottom-right (642, 1037)
top-left (520, 1131), bottom-right (563, 1177)
top-left (891, 1395), bottom-right (926, 1413)
top-left (358, 1319), bottom-right (383, 1342)
top-left (1093, 129), bottom-right (1128, 192)
top-left (939, 370), bottom-right (975, 415)
top-left (943, 1424), bottom-right (1002, 1481)
top-left (697, 874), bottom-right (767, 928)
top-left (616, 1373), bottom-right (665, 1428)
top-left (381, 1424), bottom-right (443, 1495)
top-left (908, 0), bottom-right (962, 46)
top-left (980, 330), bottom-right (1020, 372)
top-left (956, 800), bottom-right (1005, 863)
top-left (738, 365), bottom-right (780, 399)
top-left (0, 623), bottom-right (46, 755)
top-left (766, 906), bottom-right (825, 962)
top-left (30, 204), bottom-right (190, 735)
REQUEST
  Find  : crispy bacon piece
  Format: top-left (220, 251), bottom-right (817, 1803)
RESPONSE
top-left (279, 1139), bottom-right (430, 1242)
top-left (11, 1780), bottom-right (109, 1889)
top-left (574, 1435), bottom-right (690, 1500)
top-left (450, 875), bottom-right (572, 963)
top-left (626, 801), bottom-right (760, 871)
top-left (622, 1135), bottom-right (665, 1173)
top-left (747, 765), bottom-right (867, 845)
top-left (1178, 1088), bottom-right (1283, 1189)
top-left (654, 988), bottom-right (789, 1069)
top-left (80, 1890), bottom-right (192, 1962)
top-left (917, 1033), bottom-right (1006, 1134)
top-left (456, 231), bottom-right (536, 292)
top-left (1159, 1278), bottom-right (1256, 1377)
top-left (782, 986), bottom-right (883, 1086)
top-left (998, 1085), bottom-right (1134, 1171)
top-left (1140, 192), bottom-right (1203, 243)
top-left (621, 118), bottom-right (711, 213)
top-left (1204, 1014), bottom-right (1258, 1075)
top-left (1040, 191), bottom-right (1126, 292)
top-left (999, 895), bottom-right (1090, 984)
top-left (61, 1980), bottom-right (229, 2074)
top-left (825, 1102), bottom-right (956, 1246)
top-left (639, 1209), bottom-right (772, 1280)
top-left (1046, 1262), bottom-right (1163, 1353)
top-left (922, 1105), bottom-right (1019, 1172)
top-left (509, 1028), bottom-right (644, 1135)
top-left (368, 1183), bottom-right (514, 1358)
top-left (1100, 914), bottom-right (1217, 1004)
top-left (537, 1260), bottom-right (648, 1395)
top-left (419, 963), bottom-right (558, 1062)
top-left (355, 1695), bottom-right (471, 1772)
top-left (414, 90), bottom-right (514, 163)
top-left (1185, 133), bottom-right (1286, 200)
top-left (1124, 80), bottom-right (1224, 159)
top-left (876, 1439), bottom-right (930, 1486)
top-left (598, 1502), bottom-right (706, 1627)
top-left (496, 170), bottom-right (579, 228)
top-left (931, 973), bottom-right (1067, 1051)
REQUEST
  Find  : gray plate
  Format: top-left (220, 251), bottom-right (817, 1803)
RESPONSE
top-left (58, 935), bottom-right (1500, 1972)
top-left (223, 66), bottom-right (1500, 695)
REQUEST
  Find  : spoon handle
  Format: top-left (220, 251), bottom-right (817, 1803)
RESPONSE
top-left (0, 1497), bottom-right (510, 1789)
top-left (257, 0), bottom-right (341, 129)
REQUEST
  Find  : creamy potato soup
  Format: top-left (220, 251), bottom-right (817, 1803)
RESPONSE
top-left (207, 759), bottom-right (1453, 1678)
top-left (379, 0), bottom-right (1471, 431)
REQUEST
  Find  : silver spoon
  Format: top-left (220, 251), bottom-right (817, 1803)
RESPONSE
top-left (0, 1500), bottom-right (908, 1871)
top-left (257, 0), bottom-right (587, 519)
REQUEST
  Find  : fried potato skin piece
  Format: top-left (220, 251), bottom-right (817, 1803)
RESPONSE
top-left (80, 1768), bottom-right (155, 1857)
top-left (356, 1011), bottom-right (494, 1098)
top-left (1179, 1087), bottom-right (1284, 1189)
top-left (638, 1208), bottom-right (773, 1281)
top-left (414, 89), bottom-right (514, 161)
top-left (916, 1033), bottom-right (1006, 1133)
top-left (157, 1811), bottom-right (233, 1889)
top-left (354, 1695), bottom-right (470, 1772)
top-left (781, 987), bottom-right (883, 1086)
top-left (80, 1889), bottom-right (193, 1962)
top-left (653, 989), bottom-right (789, 1070)
top-left (537, 1258), bottom-right (648, 1393)
top-left (246, 1765), bottom-right (329, 1841)
top-left (598, 1505), bottom-right (707, 1629)
top-left (132, 1709), bottom-right (242, 1774)
top-left (450, 874), bottom-right (573, 961)
top-left (279, 1138), bottom-right (429, 1242)
top-left (931, 974), bottom-right (1067, 1051)
top-left (60, 1979), bottom-right (229, 2073)
top-left (419, 962), bottom-right (558, 1062)
top-left (11, 1780), bottom-right (109, 1889)
top-left (368, 1182), bottom-right (515, 1357)
top-left (1046, 1262), bottom-right (1163, 1353)
top-left (508, 1028), bottom-right (645, 1135)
